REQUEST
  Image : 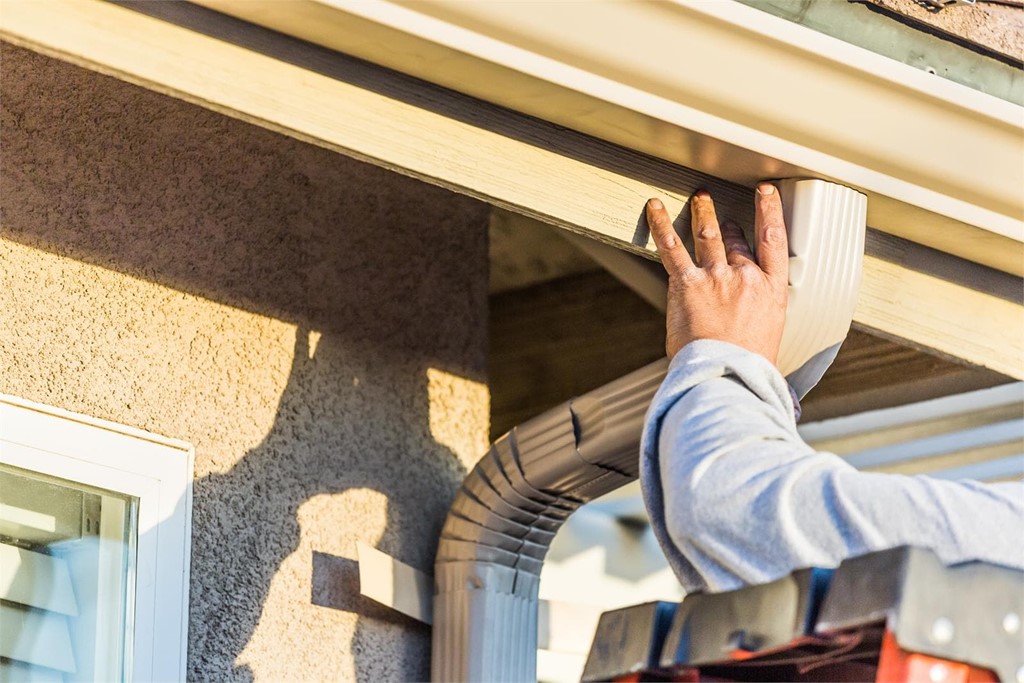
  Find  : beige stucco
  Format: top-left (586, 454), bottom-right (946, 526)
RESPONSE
top-left (1, 43), bottom-right (490, 681)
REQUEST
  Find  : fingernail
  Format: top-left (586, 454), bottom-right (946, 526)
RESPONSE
top-left (757, 183), bottom-right (775, 196)
top-left (648, 198), bottom-right (664, 211)
top-left (694, 190), bottom-right (710, 200)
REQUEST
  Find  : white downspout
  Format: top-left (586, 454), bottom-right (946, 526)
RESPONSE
top-left (432, 179), bottom-right (866, 682)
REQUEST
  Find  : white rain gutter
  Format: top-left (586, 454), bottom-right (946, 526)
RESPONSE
top-left (195, 0), bottom-right (1024, 275)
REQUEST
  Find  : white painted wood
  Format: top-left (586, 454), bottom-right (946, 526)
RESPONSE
top-left (0, 394), bottom-right (193, 683)
top-left (357, 542), bottom-right (433, 625)
top-left (0, 544), bottom-right (78, 616)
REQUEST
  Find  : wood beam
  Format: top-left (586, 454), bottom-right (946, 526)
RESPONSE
top-left (2, 0), bottom-right (1020, 376)
top-left (855, 231), bottom-right (1023, 378)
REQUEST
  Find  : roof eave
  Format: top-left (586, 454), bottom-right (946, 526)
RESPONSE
top-left (194, 0), bottom-right (1024, 275)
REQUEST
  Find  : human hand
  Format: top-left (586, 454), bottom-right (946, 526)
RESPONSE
top-left (645, 184), bottom-right (789, 365)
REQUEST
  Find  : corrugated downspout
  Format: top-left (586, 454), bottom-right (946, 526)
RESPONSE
top-left (433, 179), bottom-right (867, 682)
top-left (433, 359), bottom-right (668, 682)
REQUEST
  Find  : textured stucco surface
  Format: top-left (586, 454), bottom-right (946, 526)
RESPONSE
top-left (868, 0), bottom-right (1024, 64)
top-left (1, 43), bottom-right (490, 681)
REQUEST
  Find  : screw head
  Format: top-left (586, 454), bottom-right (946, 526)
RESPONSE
top-left (930, 617), bottom-right (955, 644)
top-left (929, 663), bottom-right (947, 682)
top-left (1003, 612), bottom-right (1021, 635)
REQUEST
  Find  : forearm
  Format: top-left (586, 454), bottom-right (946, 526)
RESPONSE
top-left (640, 340), bottom-right (1024, 593)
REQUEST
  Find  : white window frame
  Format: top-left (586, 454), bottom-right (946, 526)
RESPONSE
top-left (0, 394), bottom-right (193, 682)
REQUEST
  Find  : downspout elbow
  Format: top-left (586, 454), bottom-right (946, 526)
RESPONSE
top-left (432, 359), bottom-right (669, 682)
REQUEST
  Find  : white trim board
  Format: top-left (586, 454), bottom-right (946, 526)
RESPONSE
top-left (0, 394), bottom-right (193, 683)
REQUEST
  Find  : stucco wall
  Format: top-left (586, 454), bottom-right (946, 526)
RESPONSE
top-left (1, 43), bottom-right (490, 681)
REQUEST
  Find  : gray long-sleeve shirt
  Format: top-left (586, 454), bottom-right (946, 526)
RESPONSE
top-left (640, 339), bottom-right (1024, 594)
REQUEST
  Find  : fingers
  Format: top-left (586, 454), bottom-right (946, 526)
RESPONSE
top-left (721, 219), bottom-right (754, 266)
top-left (754, 182), bottom-right (789, 285)
top-left (690, 191), bottom-right (727, 267)
top-left (646, 198), bottom-right (695, 276)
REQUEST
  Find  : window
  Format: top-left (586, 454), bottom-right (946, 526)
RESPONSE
top-left (0, 395), bottom-right (193, 682)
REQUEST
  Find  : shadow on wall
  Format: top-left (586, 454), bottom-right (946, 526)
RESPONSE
top-left (0, 43), bottom-right (489, 681)
top-left (190, 329), bottom-right (452, 681)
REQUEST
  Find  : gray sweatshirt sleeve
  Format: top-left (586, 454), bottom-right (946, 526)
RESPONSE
top-left (639, 339), bottom-right (1024, 594)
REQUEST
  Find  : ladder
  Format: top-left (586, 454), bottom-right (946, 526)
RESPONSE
top-left (582, 546), bottom-right (1023, 682)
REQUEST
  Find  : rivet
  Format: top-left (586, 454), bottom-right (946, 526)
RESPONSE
top-left (929, 663), bottom-right (947, 682)
top-left (930, 617), bottom-right (954, 644)
top-left (1003, 612), bottom-right (1021, 635)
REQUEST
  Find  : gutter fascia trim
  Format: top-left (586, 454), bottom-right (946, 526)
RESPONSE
top-left (196, 0), bottom-right (1024, 267)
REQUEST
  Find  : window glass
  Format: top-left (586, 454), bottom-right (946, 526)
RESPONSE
top-left (0, 465), bottom-right (138, 682)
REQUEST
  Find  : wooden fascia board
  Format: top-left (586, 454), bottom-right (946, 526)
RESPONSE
top-left (809, 236), bottom-right (1018, 377)
top-left (855, 231), bottom-right (1023, 378)
top-left (1, 0), bottom-right (1021, 376)
top-left (193, 0), bottom-right (1024, 276)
